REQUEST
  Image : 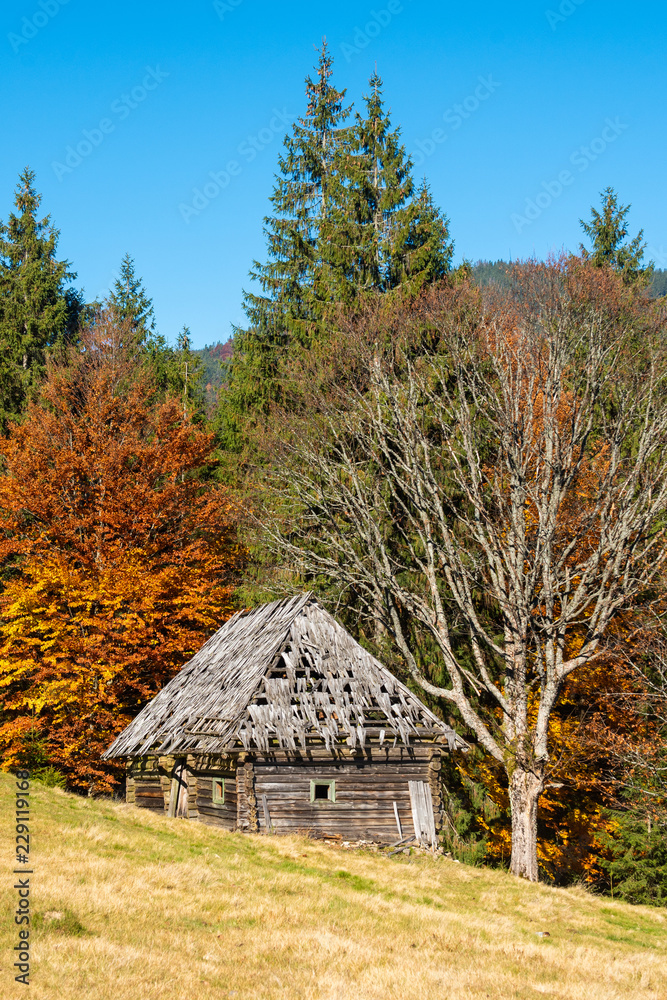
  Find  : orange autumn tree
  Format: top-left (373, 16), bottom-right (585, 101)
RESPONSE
top-left (0, 314), bottom-right (244, 792)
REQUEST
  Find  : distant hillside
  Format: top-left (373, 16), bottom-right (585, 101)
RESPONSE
top-left (471, 260), bottom-right (514, 290)
top-left (193, 339), bottom-right (233, 408)
top-left (651, 268), bottom-right (667, 297)
top-left (472, 261), bottom-right (667, 297)
top-left (194, 265), bottom-right (665, 409)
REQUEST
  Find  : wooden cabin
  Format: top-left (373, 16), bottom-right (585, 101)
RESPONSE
top-left (104, 594), bottom-right (467, 846)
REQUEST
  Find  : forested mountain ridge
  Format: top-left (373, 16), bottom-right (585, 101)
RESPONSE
top-left (194, 339), bottom-right (233, 408)
top-left (473, 258), bottom-right (667, 296)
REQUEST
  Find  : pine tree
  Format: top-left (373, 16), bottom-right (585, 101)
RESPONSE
top-left (322, 74), bottom-right (453, 300)
top-left (108, 253), bottom-right (156, 342)
top-left (213, 320), bottom-right (278, 456)
top-left (217, 42), bottom-right (351, 451)
top-left (106, 258), bottom-right (205, 417)
top-left (579, 187), bottom-right (652, 285)
top-left (175, 325), bottom-right (205, 420)
top-left (599, 803), bottom-right (667, 905)
top-left (0, 167), bottom-right (82, 431)
top-left (331, 75), bottom-right (453, 299)
top-left (217, 54), bottom-right (454, 455)
top-left (142, 325), bottom-right (206, 421)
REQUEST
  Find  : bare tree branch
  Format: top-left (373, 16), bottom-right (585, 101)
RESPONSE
top-left (256, 266), bottom-right (667, 878)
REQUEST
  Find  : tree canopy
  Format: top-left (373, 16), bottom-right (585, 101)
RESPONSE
top-left (0, 59), bottom-right (665, 900)
top-left (108, 252), bottom-right (156, 341)
top-left (255, 262), bottom-right (667, 880)
top-left (217, 45), bottom-right (453, 454)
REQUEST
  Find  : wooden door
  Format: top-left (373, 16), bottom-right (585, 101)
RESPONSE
top-left (167, 759), bottom-right (189, 818)
top-left (408, 780), bottom-right (437, 848)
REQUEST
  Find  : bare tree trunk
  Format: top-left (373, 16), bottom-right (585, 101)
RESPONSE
top-left (508, 766), bottom-right (544, 881)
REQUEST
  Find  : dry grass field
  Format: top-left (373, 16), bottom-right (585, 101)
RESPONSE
top-left (1, 772), bottom-right (666, 1000)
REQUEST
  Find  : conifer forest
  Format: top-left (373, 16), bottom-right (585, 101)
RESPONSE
top-left (3, 41), bottom-right (667, 903)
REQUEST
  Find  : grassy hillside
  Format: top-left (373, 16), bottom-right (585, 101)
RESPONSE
top-left (1, 774), bottom-right (666, 1000)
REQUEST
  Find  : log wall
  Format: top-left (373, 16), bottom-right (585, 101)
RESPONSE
top-left (192, 755), bottom-right (237, 830)
top-left (126, 745), bottom-right (444, 843)
top-left (127, 755), bottom-right (201, 818)
top-left (241, 747), bottom-right (443, 842)
top-left (127, 757), bottom-right (168, 813)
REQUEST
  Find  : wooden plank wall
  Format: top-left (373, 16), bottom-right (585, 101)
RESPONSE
top-left (127, 755), bottom-right (201, 818)
top-left (126, 771), bottom-right (136, 806)
top-left (248, 747), bottom-right (443, 842)
top-left (428, 752), bottom-right (444, 832)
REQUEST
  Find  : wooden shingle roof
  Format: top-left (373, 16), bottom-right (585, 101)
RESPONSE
top-left (104, 594), bottom-right (467, 758)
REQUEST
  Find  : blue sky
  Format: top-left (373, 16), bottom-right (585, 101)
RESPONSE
top-left (2, 0), bottom-right (665, 348)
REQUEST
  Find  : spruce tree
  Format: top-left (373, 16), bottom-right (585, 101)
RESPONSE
top-left (217, 53), bottom-right (455, 455)
top-left (389, 180), bottom-right (454, 292)
top-left (599, 802), bottom-right (667, 905)
top-left (174, 325), bottom-right (205, 420)
top-left (330, 75), bottom-right (453, 299)
top-left (243, 40), bottom-right (351, 349)
top-left (325, 71), bottom-right (414, 298)
top-left (213, 320), bottom-right (280, 455)
top-left (106, 257), bottom-right (204, 416)
top-left (579, 187), bottom-right (652, 284)
top-left (140, 325), bottom-right (205, 420)
top-left (108, 253), bottom-right (156, 342)
top-left (0, 167), bottom-right (82, 431)
top-left (217, 42), bottom-right (351, 452)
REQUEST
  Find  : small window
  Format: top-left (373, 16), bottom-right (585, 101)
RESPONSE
top-left (212, 778), bottom-right (225, 805)
top-left (310, 779), bottom-right (336, 803)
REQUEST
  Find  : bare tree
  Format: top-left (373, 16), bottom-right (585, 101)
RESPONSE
top-left (261, 267), bottom-right (667, 880)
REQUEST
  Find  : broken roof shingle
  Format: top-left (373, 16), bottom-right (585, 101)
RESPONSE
top-left (104, 593), bottom-right (467, 758)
